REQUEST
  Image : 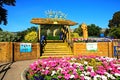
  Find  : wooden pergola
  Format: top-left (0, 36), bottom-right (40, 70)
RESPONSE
top-left (31, 18), bottom-right (77, 42)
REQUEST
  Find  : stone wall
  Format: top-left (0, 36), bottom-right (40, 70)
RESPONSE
top-left (73, 42), bottom-right (113, 57)
top-left (0, 42), bottom-right (13, 62)
top-left (13, 42), bottom-right (40, 61)
top-left (0, 42), bottom-right (40, 62)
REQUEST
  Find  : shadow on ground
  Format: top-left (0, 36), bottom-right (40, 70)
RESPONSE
top-left (0, 62), bottom-right (13, 80)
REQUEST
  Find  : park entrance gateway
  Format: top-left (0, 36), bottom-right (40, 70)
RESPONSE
top-left (31, 18), bottom-right (77, 42)
top-left (31, 18), bottom-right (77, 57)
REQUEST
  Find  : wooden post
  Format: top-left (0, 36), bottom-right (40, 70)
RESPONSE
top-left (38, 25), bottom-right (41, 41)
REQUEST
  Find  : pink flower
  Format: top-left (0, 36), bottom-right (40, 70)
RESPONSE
top-left (90, 72), bottom-right (96, 77)
top-left (80, 66), bottom-right (84, 71)
top-left (64, 74), bottom-right (70, 80)
top-left (58, 75), bottom-right (62, 78)
top-left (80, 76), bottom-right (85, 80)
top-left (74, 74), bottom-right (79, 79)
top-left (44, 70), bottom-right (49, 75)
top-left (87, 67), bottom-right (92, 72)
top-left (30, 63), bottom-right (36, 70)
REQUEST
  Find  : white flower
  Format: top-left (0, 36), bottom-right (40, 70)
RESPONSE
top-left (80, 74), bottom-right (84, 76)
top-left (51, 71), bottom-right (56, 76)
top-left (71, 58), bottom-right (76, 61)
top-left (94, 75), bottom-right (101, 79)
top-left (74, 63), bottom-right (82, 66)
top-left (115, 73), bottom-right (120, 77)
top-left (46, 67), bottom-right (49, 69)
top-left (109, 75), bottom-right (116, 79)
top-left (70, 75), bottom-right (75, 78)
top-left (84, 76), bottom-right (91, 80)
top-left (101, 75), bottom-right (107, 80)
top-left (117, 67), bottom-right (120, 70)
top-left (84, 61), bottom-right (88, 65)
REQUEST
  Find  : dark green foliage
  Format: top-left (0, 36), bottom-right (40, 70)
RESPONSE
top-left (107, 11), bottom-right (120, 38)
top-left (0, 0), bottom-right (16, 25)
top-left (74, 24), bottom-right (101, 37)
top-left (16, 26), bottom-right (38, 42)
top-left (74, 24), bottom-right (82, 36)
top-left (87, 24), bottom-right (102, 37)
top-left (0, 27), bottom-right (2, 31)
top-left (108, 11), bottom-right (120, 28)
top-left (108, 27), bottom-right (120, 39)
top-left (104, 28), bottom-right (109, 37)
top-left (47, 35), bottom-right (60, 40)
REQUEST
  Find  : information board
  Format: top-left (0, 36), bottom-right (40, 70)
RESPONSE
top-left (86, 43), bottom-right (97, 52)
top-left (20, 43), bottom-right (32, 53)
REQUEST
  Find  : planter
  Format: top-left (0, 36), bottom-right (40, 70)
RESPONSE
top-left (21, 67), bottom-right (29, 80)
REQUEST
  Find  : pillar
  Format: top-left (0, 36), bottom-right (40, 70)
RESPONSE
top-left (38, 25), bottom-right (41, 41)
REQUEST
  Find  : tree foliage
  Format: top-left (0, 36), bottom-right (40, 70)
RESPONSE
top-left (0, 31), bottom-right (20, 42)
top-left (87, 24), bottom-right (101, 37)
top-left (108, 11), bottom-right (120, 28)
top-left (74, 24), bottom-right (101, 37)
top-left (107, 11), bottom-right (120, 38)
top-left (0, 27), bottom-right (2, 31)
top-left (16, 26), bottom-right (38, 42)
top-left (74, 24), bottom-right (82, 36)
top-left (0, 0), bottom-right (16, 25)
top-left (108, 28), bottom-right (120, 39)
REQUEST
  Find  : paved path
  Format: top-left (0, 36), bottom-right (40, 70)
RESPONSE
top-left (0, 60), bottom-right (37, 80)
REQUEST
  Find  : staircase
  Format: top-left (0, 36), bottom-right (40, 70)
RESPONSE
top-left (41, 42), bottom-right (73, 58)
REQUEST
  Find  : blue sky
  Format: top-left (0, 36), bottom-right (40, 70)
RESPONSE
top-left (1, 0), bottom-right (120, 32)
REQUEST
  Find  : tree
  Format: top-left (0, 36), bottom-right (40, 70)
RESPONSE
top-left (0, 0), bottom-right (16, 25)
top-left (74, 24), bottom-right (101, 37)
top-left (104, 28), bottom-right (109, 37)
top-left (108, 27), bottom-right (120, 39)
top-left (16, 26), bottom-right (38, 42)
top-left (87, 24), bottom-right (101, 37)
top-left (0, 27), bottom-right (2, 31)
top-left (108, 11), bottom-right (120, 28)
top-left (74, 24), bottom-right (82, 36)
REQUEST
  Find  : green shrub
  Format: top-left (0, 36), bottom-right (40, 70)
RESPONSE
top-left (46, 35), bottom-right (60, 40)
top-left (0, 31), bottom-right (20, 42)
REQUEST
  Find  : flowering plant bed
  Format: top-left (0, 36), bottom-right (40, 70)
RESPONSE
top-left (27, 56), bottom-right (120, 80)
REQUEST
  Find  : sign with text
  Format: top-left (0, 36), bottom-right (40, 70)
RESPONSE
top-left (86, 43), bottom-right (97, 52)
top-left (20, 43), bottom-right (32, 53)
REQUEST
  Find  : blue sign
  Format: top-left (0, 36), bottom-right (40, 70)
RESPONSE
top-left (20, 43), bottom-right (32, 53)
top-left (100, 33), bottom-right (104, 38)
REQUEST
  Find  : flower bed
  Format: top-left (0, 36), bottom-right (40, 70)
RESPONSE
top-left (27, 56), bottom-right (120, 80)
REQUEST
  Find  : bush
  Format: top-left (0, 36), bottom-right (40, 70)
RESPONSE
top-left (47, 35), bottom-right (60, 40)
top-left (0, 31), bottom-right (20, 42)
top-left (24, 31), bottom-right (38, 43)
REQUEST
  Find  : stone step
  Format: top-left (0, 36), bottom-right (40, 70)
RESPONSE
top-left (40, 55), bottom-right (74, 58)
top-left (44, 50), bottom-right (71, 53)
top-left (43, 52), bottom-right (73, 54)
top-left (42, 42), bottom-right (72, 57)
